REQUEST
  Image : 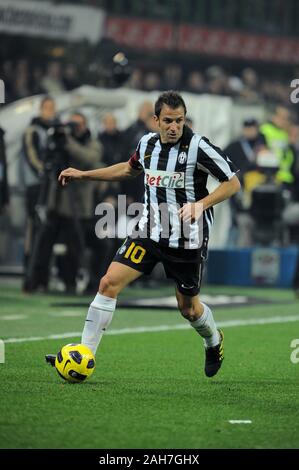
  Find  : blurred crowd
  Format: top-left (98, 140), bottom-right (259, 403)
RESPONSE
top-left (1, 57), bottom-right (299, 295)
top-left (1, 60), bottom-right (80, 103)
top-left (15, 96), bottom-right (156, 294)
top-left (0, 57), bottom-right (294, 108)
top-left (1, 93), bottom-right (299, 294)
top-left (127, 64), bottom-right (293, 107)
top-left (224, 104), bottom-right (299, 293)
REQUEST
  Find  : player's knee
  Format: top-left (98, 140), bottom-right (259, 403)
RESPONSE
top-left (178, 303), bottom-right (196, 321)
top-left (99, 274), bottom-right (119, 297)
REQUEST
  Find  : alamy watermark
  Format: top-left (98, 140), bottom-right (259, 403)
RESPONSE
top-left (0, 339), bottom-right (4, 363)
top-left (0, 79), bottom-right (5, 104)
top-left (290, 79), bottom-right (299, 103)
top-left (94, 195), bottom-right (204, 249)
top-left (290, 339), bottom-right (299, 364)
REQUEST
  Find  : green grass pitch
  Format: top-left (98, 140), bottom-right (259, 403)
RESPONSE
top-left (0, 281), bottom-right (299, 449)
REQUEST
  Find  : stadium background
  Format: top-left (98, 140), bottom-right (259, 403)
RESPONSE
top-left (0, 0), bottom-right (299, 451)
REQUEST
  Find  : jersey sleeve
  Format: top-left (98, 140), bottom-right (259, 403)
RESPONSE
top-left (197, 137), bottom-right (238, 182)
top-left (128, 140), bottom-right (143, 171)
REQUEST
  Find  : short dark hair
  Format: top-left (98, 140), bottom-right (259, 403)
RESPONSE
top-left (243, 118), bottom-right (258, 127)
top-left (155, 91), bottom-right (187, 117)
top-left (70, 111), bottom-right (87, 123)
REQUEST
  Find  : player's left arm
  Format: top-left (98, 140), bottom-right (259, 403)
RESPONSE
top-left (179, 175), bottom-right (240, 222)
top-left (179, 137), bottom-right (241, 222)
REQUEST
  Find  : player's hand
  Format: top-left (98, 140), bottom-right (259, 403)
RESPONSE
top-left (58, 167), bottom-right (84, 186)
top-left (178, 202), bottom-right (204, 223)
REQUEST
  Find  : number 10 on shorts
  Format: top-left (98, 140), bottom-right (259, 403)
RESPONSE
top-left (124, 242), bottom-right (146, 264)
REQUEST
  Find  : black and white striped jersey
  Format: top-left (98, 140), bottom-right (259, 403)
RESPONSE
top-left (128, 125), bottom-right (236, 250)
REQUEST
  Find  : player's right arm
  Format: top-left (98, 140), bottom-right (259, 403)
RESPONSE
top-left (58, 161), bottom-right (142, 186)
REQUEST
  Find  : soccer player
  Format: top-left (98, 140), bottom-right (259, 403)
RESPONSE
top-left (46, 91), bottom-right (240, 377)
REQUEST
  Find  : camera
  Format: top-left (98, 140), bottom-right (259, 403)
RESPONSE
top-left (47, 121), bottom-right (79, 153)
top-left (44, 122), bottom-right (78, 175)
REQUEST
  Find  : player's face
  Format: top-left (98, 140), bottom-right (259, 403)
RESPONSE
top-left (156, 105), bottom-right (186, 144)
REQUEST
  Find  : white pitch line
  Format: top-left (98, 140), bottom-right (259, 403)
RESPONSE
top-left (229, 420), bottom-right (252, 424)
top-left (3, 314), bottom-right (299, 344)
top-left (0, 314), bottom-right (28, 321)
top-left (48, 311), bottom-right (84, 317)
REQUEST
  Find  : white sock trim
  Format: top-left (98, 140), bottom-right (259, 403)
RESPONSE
top-left (190, 302), bottom-right (220, 348)
top-left (190, 302), bottom-right (209, 327)
top-left (82, 294), bottom-right (117, 355)
top-left (91, 292), bottom-right (117, 311)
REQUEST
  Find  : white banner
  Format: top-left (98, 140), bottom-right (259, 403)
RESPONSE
top-left (251, 248), bottom-right (280, 285)
top-left (0, 0), bottom-right (105, 43)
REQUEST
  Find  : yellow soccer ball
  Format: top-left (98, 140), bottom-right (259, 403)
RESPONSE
top-left (55, 343), bottom-right (95, 383)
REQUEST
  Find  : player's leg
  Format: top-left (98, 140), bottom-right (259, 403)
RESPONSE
top-left (175, 289), bottom-right (224, 377)
top-left (81, 236), bottom-right (157, 356)
top-left (175, 289), bottom-right (219, 346)
top-left (81, 261), bottom-right (143, 355)
top-left (162, 238), bottom-right (224, 377)
top-left (46, 237), bottom-right (156, 366)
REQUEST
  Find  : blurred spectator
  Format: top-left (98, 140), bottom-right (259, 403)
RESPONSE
top-left (143, 71), bottom-right (161, 91)
top-left (127, 68), bottom-right (144, 89)
top-left (206, 66), bottom-right (229, 95)
top-left (225, 119), bottom-right (267, 246)
top-left (162, 65), bottom-right (182, 90)
top-left (185, 71), bottom-right (205, 94)
top-left (228, 75), bottom-right (244, 96)
top-left (125, 101), bottom-right (155, 147)
top-left (239, 67), bottom-right (260, 103)
top-left (1, 60), bottom-right (14, 102)
top-left (25, 111), bottom-right (104, 293)
top-left (12, 59), bottom-right (30, 100)
top-left (97, 113), bottom-right (126, 274)
top-left (22, 96), bottom-right (58, 291)
top-left (97, 112), bottom-right (123, 211)
top-left (98, 113), bottom-right (123, 166)
top-left (242, 68), bottom-right (259, 89)
top-left (0, 127), bottom-right (9, 214)
top-left (122, 101), bottom-right (155, 203)
top-left (31, 66), bottom-right (46, 96)
top-left (41, 62), bottom-right (65, 94)
top-left (63, 64), bottom-right (80, 91)
top-left (282, 122), bottom-right (299, 296)
top-left (0, 127), bottom-right (9, 266)
top-left (260, 105), bottom-right (294, 187)
top-left (226, 119), bottom-right (266, 175)
top-left (185, 116), bottom-right (194, 130)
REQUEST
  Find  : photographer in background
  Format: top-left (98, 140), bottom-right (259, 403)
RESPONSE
top-left (0, 127), bottom-right (9, 213)
top-left (25, 112), bottom-right (103, 293)
top-left (0, 127), bottom-right (9, 265)
top-left (22, 96), bottom-right (57, 290)
top-left (224, 119), bottom-right (267, 246)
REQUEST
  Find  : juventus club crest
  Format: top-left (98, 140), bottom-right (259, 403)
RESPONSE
top-left (118, 244), bottom-right (127, 255)
top-left (178, 151), bottom-right (187, 164)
